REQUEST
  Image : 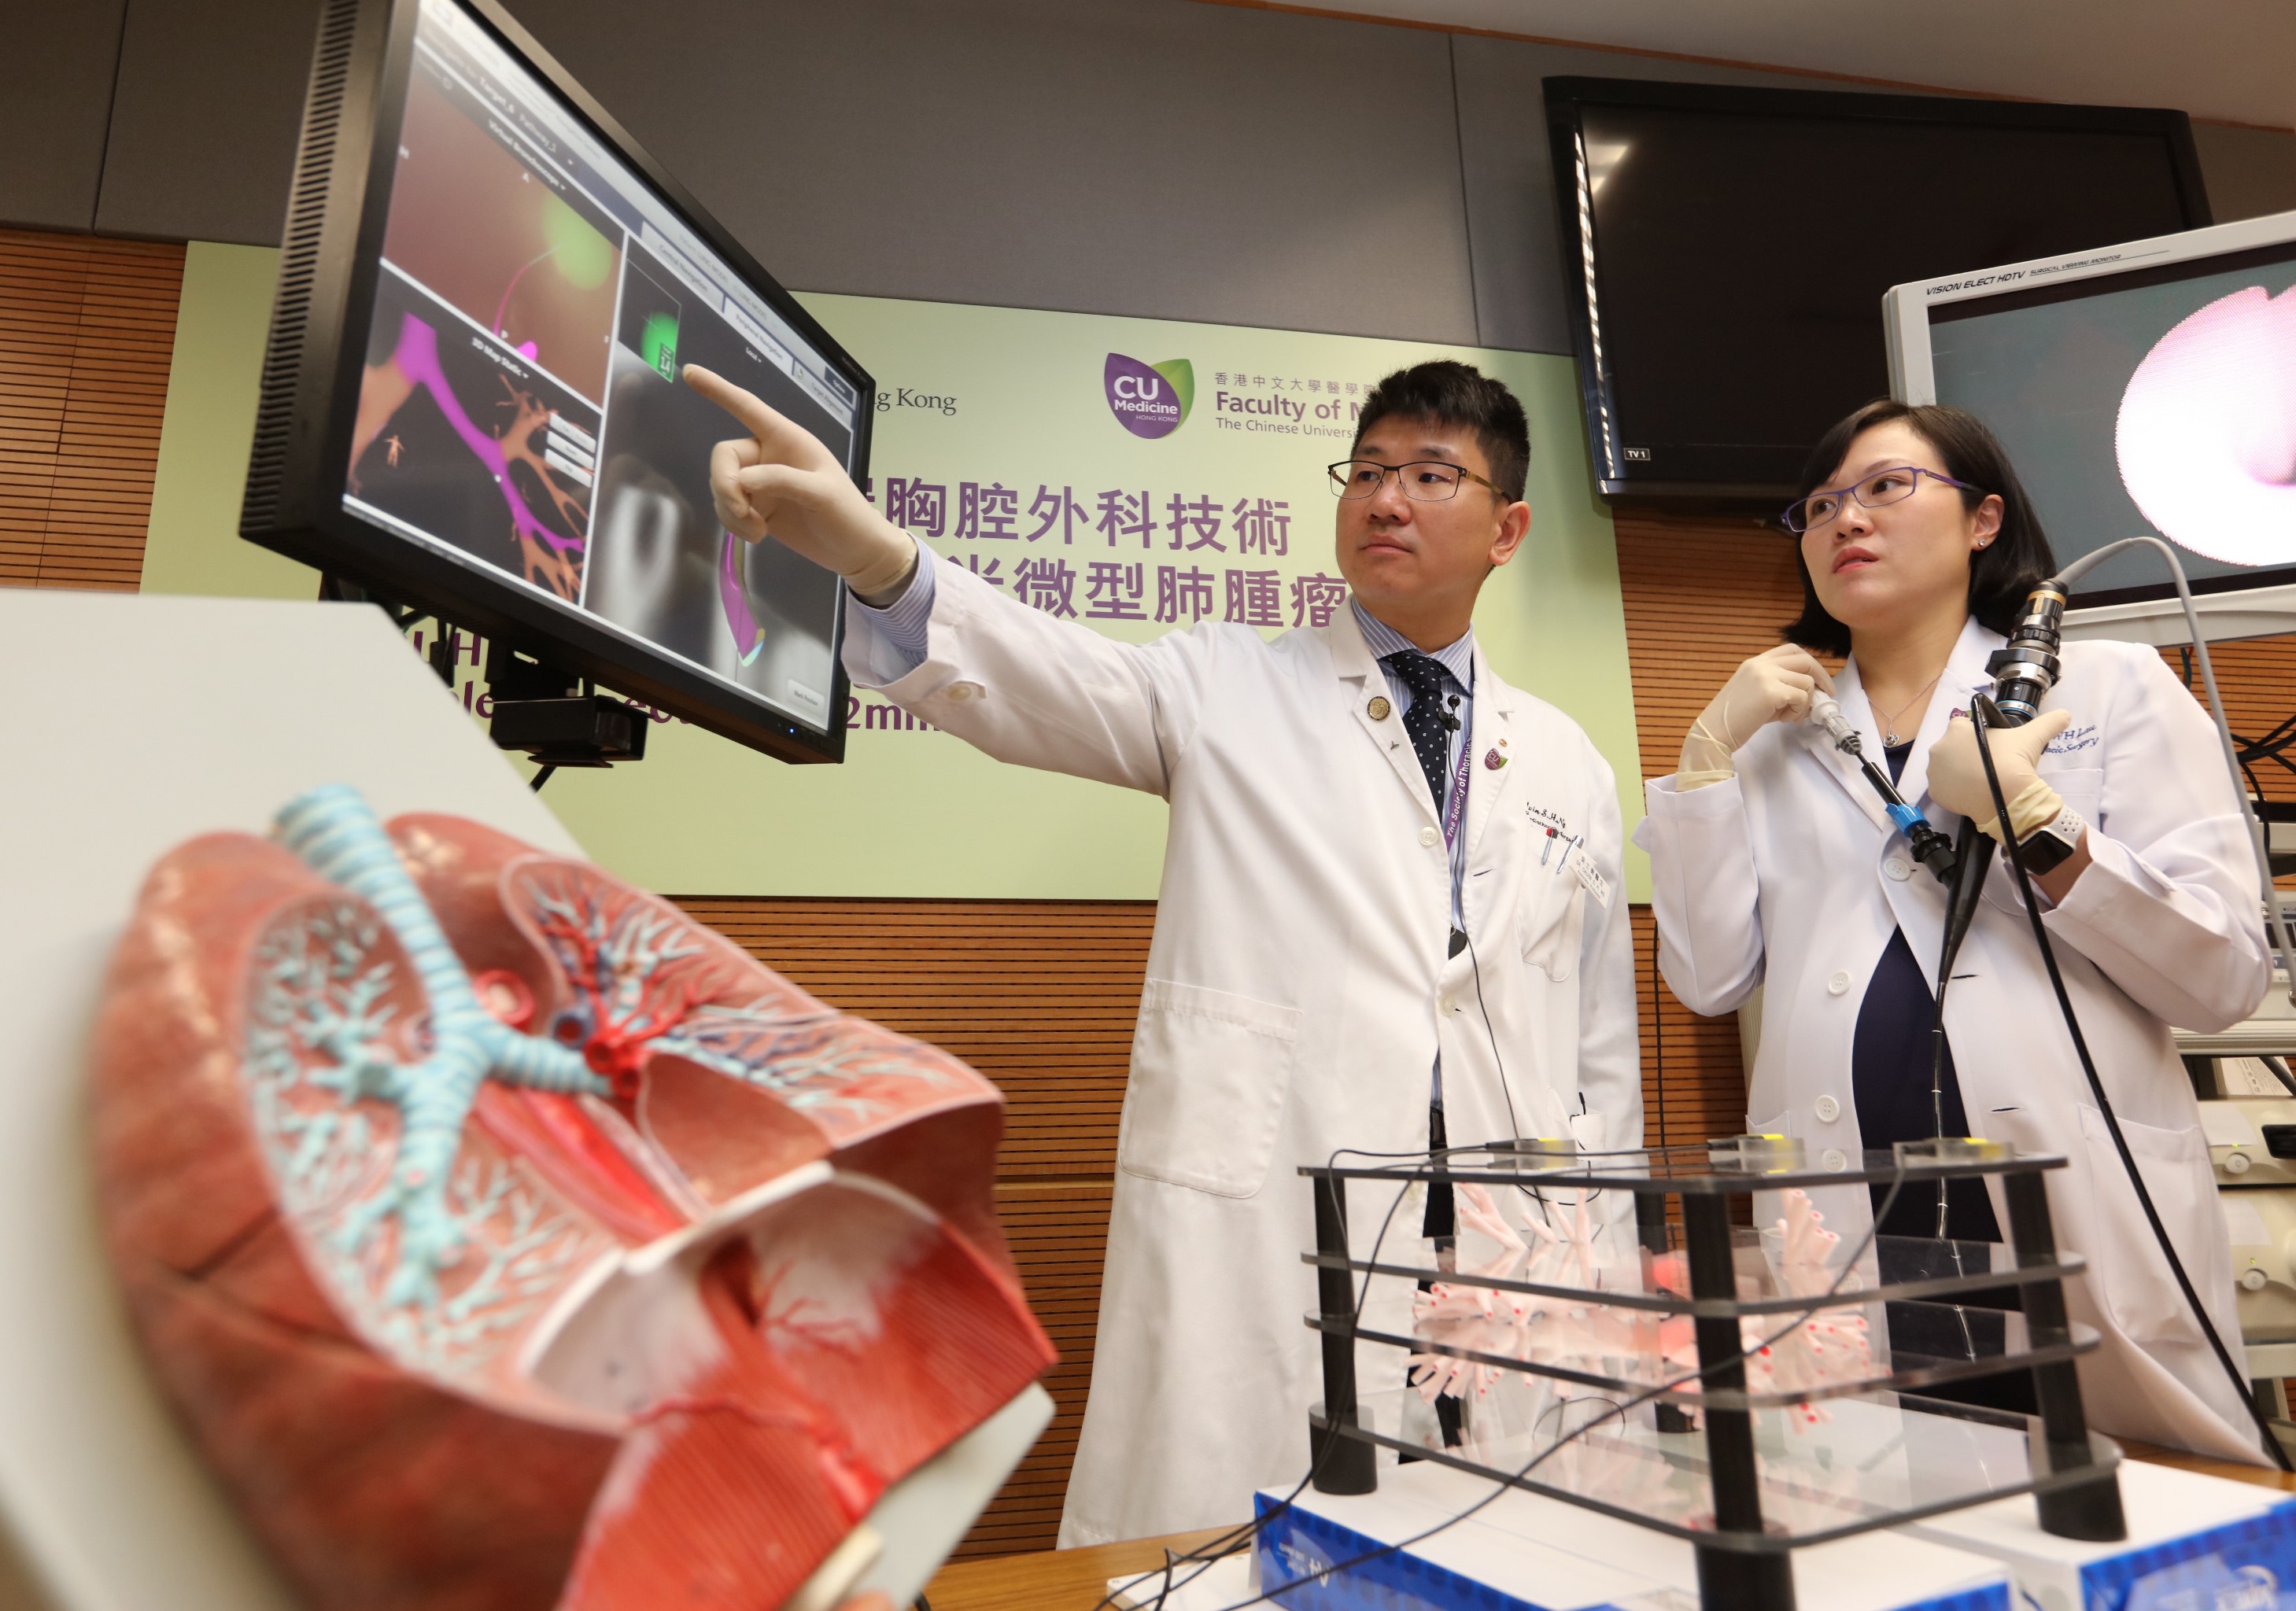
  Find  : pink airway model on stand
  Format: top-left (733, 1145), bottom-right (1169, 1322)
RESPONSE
top-left (2116, 284), bottom-right (2296, 568)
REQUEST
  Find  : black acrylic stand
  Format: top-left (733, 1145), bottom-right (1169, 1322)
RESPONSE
top-left (1304, 1138), bottom-right (2126, 1611)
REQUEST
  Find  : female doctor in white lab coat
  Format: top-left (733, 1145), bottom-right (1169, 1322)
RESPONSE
top-left (1634, 399), bottom-right (2275, 1462)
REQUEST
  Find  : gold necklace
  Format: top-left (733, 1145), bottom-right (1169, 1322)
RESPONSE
top-left (1873, 670), bottom-right (1943, 747)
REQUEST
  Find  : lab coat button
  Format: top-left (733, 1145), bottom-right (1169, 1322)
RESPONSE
top-left (1419, 826), bottom-right (1439, 848)
top-left (1814, 1095), bottom-right (1840, 1123)
top-left (1826, 971), bottom-right (1851, 996)
top-left (945, 682), bottom-right (978, 703)
top-left (1821, 1148), bottom-right (1847, 1171)
top-left (1884, 856), bottom-right (1912, 882)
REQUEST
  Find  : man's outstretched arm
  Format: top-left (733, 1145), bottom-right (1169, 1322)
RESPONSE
top-left (686, 365), bottom-right (1209, 794)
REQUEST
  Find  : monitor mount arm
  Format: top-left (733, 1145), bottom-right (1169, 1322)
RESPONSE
top-left (319, 573), bottom-right (650, 788)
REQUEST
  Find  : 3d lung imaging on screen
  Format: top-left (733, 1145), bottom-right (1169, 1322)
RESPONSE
top-left (341, 0), bottom-right (860, 735)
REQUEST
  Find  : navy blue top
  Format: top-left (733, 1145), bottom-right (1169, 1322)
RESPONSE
top-left (1854, 742), bottom-right (2003, 1244)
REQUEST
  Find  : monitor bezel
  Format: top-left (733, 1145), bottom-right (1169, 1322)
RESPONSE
top-left (1885, 208), bottom-right (2296, 610)
top-left (1543, 75), bottom-right (2212, 511)
top-left (240, 0), bottom-right (871, 764)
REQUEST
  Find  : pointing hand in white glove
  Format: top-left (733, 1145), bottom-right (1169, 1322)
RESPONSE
top-left (685, 365), bottom-right (919, 603)
top-left (1677, 644), bottom-right (1837, 788)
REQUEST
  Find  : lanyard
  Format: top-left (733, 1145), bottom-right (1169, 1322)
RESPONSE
top-left (1442, 721), bottom-right (1472, 849)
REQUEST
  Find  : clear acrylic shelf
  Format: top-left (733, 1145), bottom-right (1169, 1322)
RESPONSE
top-left (1301, 1135), bottom-right (2128, 1609)
top-left (1312, 1388), bottom-right (2123, 1552)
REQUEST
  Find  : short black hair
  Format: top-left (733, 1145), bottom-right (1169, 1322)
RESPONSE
top-left (1353, 360), bottom-right (1530, 503)
top-left (1782, 399), bottom-right (2058, 656)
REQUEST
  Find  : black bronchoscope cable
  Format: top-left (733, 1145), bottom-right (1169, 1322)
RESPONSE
top-left (1967, 691), bottom-right (2294, 1471)
top-left (1965, 540), bottom-right (2294, 1469)
top-left (1817, 535), bottom-right (2293, 1469)
top-left (2044, 539), bottom-right (2296, 1000)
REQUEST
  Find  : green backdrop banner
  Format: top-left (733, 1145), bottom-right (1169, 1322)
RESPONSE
top-left (142, 245), bottom-right (1648, 900)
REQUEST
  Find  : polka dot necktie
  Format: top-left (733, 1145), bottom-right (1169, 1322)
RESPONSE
top-left (1381, 651), bottom-right (1456, 817)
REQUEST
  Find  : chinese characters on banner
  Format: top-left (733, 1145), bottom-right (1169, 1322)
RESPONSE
top-left (870, 475), bottom-right (1349, 631)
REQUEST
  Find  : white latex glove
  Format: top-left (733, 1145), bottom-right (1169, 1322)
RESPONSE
top-left (1927, 708), bottom-right (2073, 841)
top-left (685, 365), bottom-right (918, 602)
top-left (1677, 645), bottom-right (1837, 788)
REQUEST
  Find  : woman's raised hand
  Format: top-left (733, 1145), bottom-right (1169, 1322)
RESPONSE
top-left (1678, 645), bottom-right (1838, 787)
top-left (684, 365), bottom-right (918, 602)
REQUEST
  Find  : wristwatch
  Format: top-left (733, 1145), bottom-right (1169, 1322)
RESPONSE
top-left (2014, 803), bottom-right (2085, 875)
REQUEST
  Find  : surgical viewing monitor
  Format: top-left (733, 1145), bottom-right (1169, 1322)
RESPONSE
top-left (1885, 209), bottom-right (2296, 643)
top-left (242, 0), bottom-right (871, 761)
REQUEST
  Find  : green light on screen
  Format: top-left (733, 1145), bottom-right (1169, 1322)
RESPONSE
top-left (640, 312), bottom-right (679, 378)
top-left (540, 191), bottom-right (614, 289)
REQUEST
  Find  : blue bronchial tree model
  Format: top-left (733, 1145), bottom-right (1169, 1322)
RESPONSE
top-left (274, 785), bottom-right (609, 1307)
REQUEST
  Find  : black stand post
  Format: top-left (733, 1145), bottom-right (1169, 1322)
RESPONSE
top-left (1309, 1172), bottom-right (1377, 1495)
top-left (2003, 1169), bottom-right (2126, 1541)
top-left (1682, 1193), bottom-right (1792, 1611)
top-left (1637, 1190), bottom-right (1696, 1436)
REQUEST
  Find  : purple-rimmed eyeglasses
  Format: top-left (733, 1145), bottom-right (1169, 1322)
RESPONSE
top-left (1781, 466), bottom-right (1983, 533)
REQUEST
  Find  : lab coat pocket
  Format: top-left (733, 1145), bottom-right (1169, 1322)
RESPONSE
top-left (2077, 1102), bottom-right (2212, 1344)
top-left (1119, 979), bottom-right (1303, 1198)
top-left (1521, 881), bottom-right (1589, 983)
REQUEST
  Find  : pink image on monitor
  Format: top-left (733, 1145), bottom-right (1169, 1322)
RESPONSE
top-left (719, 529), bottom-right (765, 665)
top-left (2115, 284), bottom-right (2296, 568)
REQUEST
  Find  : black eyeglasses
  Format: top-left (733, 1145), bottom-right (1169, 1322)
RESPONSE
top-left (1328, 459), bottom-right (1504, 503)
top-left (1781, 466), bottom-right (1981, 533)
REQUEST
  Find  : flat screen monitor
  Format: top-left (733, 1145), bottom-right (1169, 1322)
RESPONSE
top-left (1545, 77), bottom-right (2209, 510)
top-left (1886, 211), bottom-right (2296, 618)
top-left (242, 0), bottom-right (870, 761)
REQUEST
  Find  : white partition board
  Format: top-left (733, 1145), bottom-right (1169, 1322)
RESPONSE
top-left (0, 590), bottom-right (581, 1611)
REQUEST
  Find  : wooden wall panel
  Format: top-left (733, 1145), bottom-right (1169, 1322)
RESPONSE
top-left (670, 897), bottom-right (1152, 1559)
top-left (2165, 637), bottom-right (2296, 806)
top-left (0, 227), bottom-right (182, 590)
top-left (1611, 509), bottom-right (1814, 791)
top-left (1611, 509), bottom-right (1814, 1141)
top-left (1632, 905), bottom-right (1748, 1150)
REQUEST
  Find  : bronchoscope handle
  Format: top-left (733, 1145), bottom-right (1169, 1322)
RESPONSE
top-left (1937, 694), bottom-right (2027, 979)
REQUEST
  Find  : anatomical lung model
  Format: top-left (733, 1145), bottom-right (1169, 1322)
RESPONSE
top-left (90, 786), bottom-right (1054, 1611)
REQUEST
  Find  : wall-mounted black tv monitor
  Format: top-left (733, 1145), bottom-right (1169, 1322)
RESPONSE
top-left (243, 0), bottom-right (870, 762)
top-left (1545, 77), bottom-right (2209, 511)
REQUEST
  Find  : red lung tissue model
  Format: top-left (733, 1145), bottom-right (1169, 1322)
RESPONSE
top-left (90, 786), bottom-right (1054, 1611)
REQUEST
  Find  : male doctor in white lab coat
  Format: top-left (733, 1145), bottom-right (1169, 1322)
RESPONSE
top-left (686, 359), bottom-right (1640, 1546)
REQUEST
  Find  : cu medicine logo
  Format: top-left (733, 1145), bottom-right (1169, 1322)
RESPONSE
top-left (1104, 352), bottom-right (1194, 440)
